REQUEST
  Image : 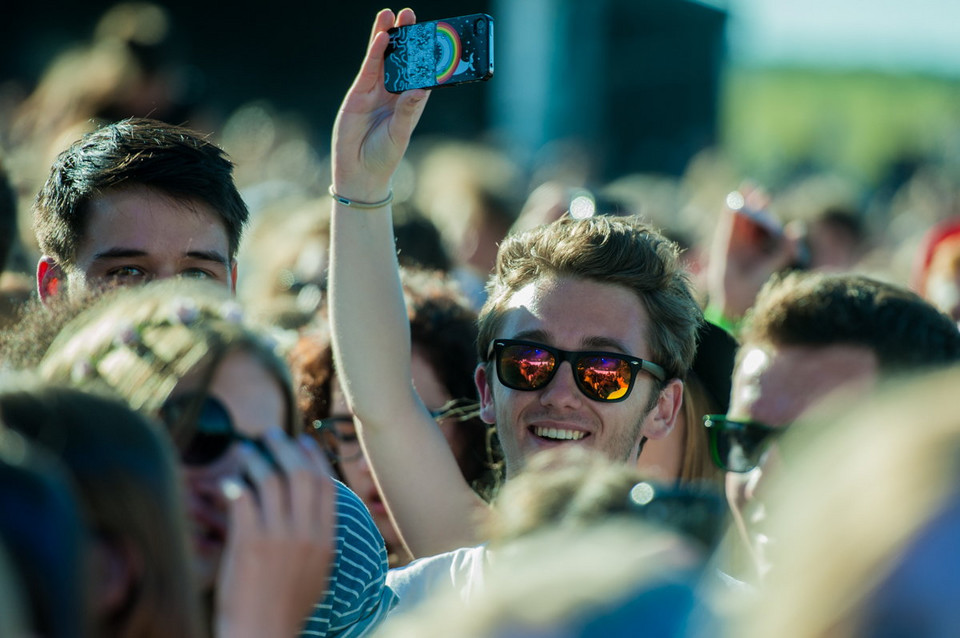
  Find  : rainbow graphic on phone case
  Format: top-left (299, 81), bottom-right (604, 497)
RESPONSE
top-left (383, 14), bottom-right (494, 93)
top-left (434, 22), bottom-right (461, 84)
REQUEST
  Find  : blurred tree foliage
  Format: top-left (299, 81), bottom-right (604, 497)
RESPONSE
top-left (720, 67), bottom-right (960, 188)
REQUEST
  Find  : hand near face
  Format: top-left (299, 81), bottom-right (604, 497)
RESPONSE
top-left (331, 8), bottom-right (430, 201)
top-left (214, 429), bottom-right (337, 638)
top-left (707, 184), bottom-right (803, 320)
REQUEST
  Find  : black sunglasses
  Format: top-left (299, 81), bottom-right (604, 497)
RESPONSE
top-left (492, 339), bottom-right (666, 403)
top-left (160, 394), bottom-right (264, 466)
top-left (702, 414), bottom-right (785, 473)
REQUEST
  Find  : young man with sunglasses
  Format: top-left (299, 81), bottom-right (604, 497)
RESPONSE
top-left (327, 9), bottom-right (701, 614)
top-left (710, 271), bottom-right (960, 583)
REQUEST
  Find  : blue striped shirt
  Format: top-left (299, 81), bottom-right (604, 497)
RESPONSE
top-left (299, 480), bottom-right (396, 637)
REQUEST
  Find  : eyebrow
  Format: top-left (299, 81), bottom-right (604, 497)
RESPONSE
top-left (92, 248), bottom-right (231, 265)
top-left (510, 329), bottom-right (633, 355)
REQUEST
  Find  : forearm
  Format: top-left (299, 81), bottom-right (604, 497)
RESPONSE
top-left (329, 201), bottom-right (486, 554)
top-left (329, 202), bottom-right (414, 426)
top-left (326, 8), bottom-right (486, 555)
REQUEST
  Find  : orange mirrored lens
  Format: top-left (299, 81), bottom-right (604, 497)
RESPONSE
top-left (576, 356), bottom-right (631, 400)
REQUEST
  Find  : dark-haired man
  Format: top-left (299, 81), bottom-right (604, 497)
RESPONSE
top-left (33, 118), bottom-right (248, 301)
top-left (28, 118), bottom-right (403, 637)
top-left (711, 271), bottom-right (960, 581)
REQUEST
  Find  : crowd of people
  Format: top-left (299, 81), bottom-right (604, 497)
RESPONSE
top-left (2, 4), bottom-right (960, 637)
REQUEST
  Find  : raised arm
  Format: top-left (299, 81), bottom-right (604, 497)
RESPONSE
top-left (705, 184), bottom-right (802, 329)
top-left (328, 8), bottom-right (487, 556)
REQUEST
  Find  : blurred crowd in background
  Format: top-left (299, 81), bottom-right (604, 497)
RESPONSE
top-left (2, 3), bottom-right (959, 319)
top-left (1, 2), bottom-right (960, 637)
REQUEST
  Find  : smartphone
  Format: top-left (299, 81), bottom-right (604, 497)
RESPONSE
top-left (726, 190), bottom-right (811, 269)
top-left (384, 14), bottom-right (494, 93)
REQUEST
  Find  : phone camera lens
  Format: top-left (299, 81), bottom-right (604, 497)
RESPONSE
top-left (475, 18), bottom-right (486, 35)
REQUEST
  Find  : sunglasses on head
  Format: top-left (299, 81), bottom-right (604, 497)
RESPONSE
top-left (160, 394), bottom-right (262, 466)
top-left (703, 414), bottom-right (785, 473)
top-left (491, 339), bottom-right (666, 403)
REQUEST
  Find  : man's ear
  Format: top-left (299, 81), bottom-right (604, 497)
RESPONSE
top-left (37, 257), bottom-right (65, 304)
top-left (475, 363), bottom-right (497, 424)
top-left (642, 378), bottom-right (684, 440)
top-left (229, 260), bottom-right (238, 293)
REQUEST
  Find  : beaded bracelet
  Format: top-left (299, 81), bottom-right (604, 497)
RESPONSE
top-left (328, 185), bottom-right (395, 209)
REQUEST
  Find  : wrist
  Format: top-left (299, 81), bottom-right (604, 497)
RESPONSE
top-left (329, 185), bottom-right (394, 209)
top-left (330, 186), bottom-right (392, 204)
top-left (330, 172), bottom-right (391, 204)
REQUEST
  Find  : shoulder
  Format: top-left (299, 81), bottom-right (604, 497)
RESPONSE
top-left (386, 545), bottom-right (489, 617)
top-left (334, 480), bottom-right (388, 560)
top-left (300, 481), bottom-right (396, 638)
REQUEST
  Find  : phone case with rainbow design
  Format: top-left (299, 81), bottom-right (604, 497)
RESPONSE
top-left (384, 14), bottom-right (494, 93)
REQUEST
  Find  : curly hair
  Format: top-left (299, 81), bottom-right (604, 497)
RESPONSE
top-left (477, 215), bottom-right (702, 381)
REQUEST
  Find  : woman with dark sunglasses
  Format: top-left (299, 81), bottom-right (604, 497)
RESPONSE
top-left (38, 279), bottom-right (395, 637)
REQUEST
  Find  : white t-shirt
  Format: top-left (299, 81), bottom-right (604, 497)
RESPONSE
top-left (385, 544), bottom-right (490, 617)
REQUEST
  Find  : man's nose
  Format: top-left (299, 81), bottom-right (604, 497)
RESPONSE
top-left (538, 361), bottom-right (583, 409)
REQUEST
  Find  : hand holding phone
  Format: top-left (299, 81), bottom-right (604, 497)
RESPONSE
top-left (707, 183), bottom-right (804, 320)
top-left (331, 8), bottom-right (428, 203)
top-left (384, 14), bottom-right (494, 93)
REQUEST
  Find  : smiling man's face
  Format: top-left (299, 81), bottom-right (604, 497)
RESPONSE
top-left (476, 275), bottom-right (683, 478)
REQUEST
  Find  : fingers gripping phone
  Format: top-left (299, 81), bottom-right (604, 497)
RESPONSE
top-left (384, 14), bottom-right (494, 93)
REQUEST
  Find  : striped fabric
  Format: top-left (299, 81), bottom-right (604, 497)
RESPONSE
top-left (299, 480), bottom-right (397, 637)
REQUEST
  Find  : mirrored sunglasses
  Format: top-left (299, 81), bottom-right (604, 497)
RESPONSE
top-left (703, 414), bottom-right (785, 473)
top-left (492, 339), bottom-right (666, 403)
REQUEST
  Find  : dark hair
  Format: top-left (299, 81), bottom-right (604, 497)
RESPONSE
top-left (742, 272), bottom-right (960, 373)
top-left (34, 118), bottom-right (248, 266)
top-left (0, 385), bottom-right (203, 638)
top-left (0, 428), bottom-right (88, 638)
top-left (403, 268), bottom-right (491, 485)
top-left (393, 212), bottom-right (451, 272)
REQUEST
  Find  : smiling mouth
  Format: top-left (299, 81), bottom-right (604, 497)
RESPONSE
top-left (531, 426), bottom-right (588, 441)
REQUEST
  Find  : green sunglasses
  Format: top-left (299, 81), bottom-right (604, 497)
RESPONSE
top-left (703, 414), bottom-right (786, 473)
